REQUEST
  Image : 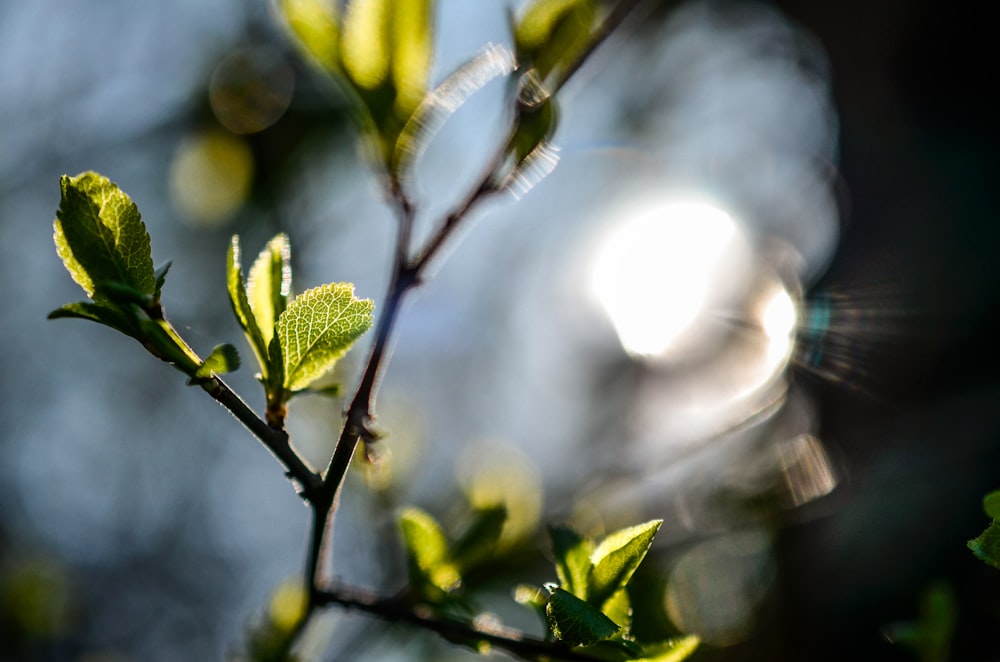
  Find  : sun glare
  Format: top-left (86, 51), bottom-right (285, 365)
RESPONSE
top-left (591, 200), bottom-right (745, 358)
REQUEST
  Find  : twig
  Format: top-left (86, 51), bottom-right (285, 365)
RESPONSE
top-left (314, 583), bottom-right (617, 662)
top-left (200, 376), bottom-right (323, 500)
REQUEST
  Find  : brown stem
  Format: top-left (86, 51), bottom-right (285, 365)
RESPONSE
top-left (313, 583), bottom-right (619, 662)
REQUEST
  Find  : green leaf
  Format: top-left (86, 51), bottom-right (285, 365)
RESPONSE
top-left (54, 172), bottom-right (156, 307)
top-left (399, 507), bottom-right (461, 595)
top-left (193, 343), bottom-right (241, 380)
top-left (600, 588), bottom-right (632, 636)
top-left (634, 636), bottom-right (701, 662)
top-left (154, 261), bottom-right (171, 299)
top-left (278, 0), bottom-right (340, 74)
top-left (969, 519), bottom-right (1000, 570)
top-left (48, 302), bottom-right (137, 338)
top-left (549, 524), bottom-right (594, 600)
top-left (227, 236), bottom-right (271, 382)
top-left (341, 0), bottom-right (392, 91)
top-left (389, 0), bottom-right (435, 118)
top-left (883, 582), bottom-right (955, 662)
top-left (276, 282), bottom-right (374, 392)
top-left (450, 505), bottom-right (507, 571)
top-left (588, 520), bottom-right (662, 608)
top-left (514, 0), bottom-right (597, 83)
top-left (545, 587), bottom-right (620, 646)
top-left (983, 490), bottom-right (1000, 520)
top-left (247, 233), bottom-right (292, 350)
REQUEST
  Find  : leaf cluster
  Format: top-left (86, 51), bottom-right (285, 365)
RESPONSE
top-left (50, 172), bottom-right (238, 382)
top-left (512, 521), bottom-right (699, 661)
top-left (228, 234), bottom-right (373, 426)
top-left (51, 172), bottom-right (374, 427)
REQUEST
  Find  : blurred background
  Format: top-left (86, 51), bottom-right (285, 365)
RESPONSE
top-left (2, 0), bottom-right (999, 660)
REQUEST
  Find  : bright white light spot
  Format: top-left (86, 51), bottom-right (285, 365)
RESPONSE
top-left (759, 285), bottom-right (798, 366)
top-left (591, 201), bottom-right (743, 357)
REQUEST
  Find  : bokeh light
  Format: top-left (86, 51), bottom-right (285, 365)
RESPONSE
top-left (169, 129), bottom-right (254, 227)
top-left (590, 199), bottom-right (751, 359)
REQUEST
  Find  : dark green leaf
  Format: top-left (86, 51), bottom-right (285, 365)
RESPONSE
top-left (399, 507), bottom-right (461, 595)
top-left (48, 302), bottom-right (137, 338)
top-left (983, 490), bottom-right (1000, 520)
top-left (92, 280), bottom-right (155, 309)
top-left (587, 520), bottom-right (661, 608)
top-left (301, 383), bottom-right (343, 398)
top-left (193, 343), bottom-right (241, 380)
top-left (549, 524), bottom-right (594, 599)
top-left (53, 172), bottom-right (155, 306)
top-left (154, 261), bottom-right (172, 299)
top-left (545, 587), bottom-right (620, 646)
top-left (969, 519), bottom-right (1000, 570)
top-left (450, 505), bottom-right (507, 571)
top-left (276, 282), bottom-right (374, 392)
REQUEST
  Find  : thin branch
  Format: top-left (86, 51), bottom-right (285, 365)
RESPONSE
top-left (314, 583), bottom-right (616, 662)
top-left (199, 376), bottom-right (323, 499)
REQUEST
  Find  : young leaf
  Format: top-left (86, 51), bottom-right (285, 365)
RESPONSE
top-left (53, 172), bottom-right (156, 306)
top-left (227, 236), bottom-right (270, 381)
top-left (390, 0), bottom-right (435, 118)
top-left (514, 0), bottom-right (597, 84)
top-left (545, 587), bottom-right (620, 646)
top-left (277, 0), bottom-right (340, 74)
top-left (154, 261), bottom-right (172, 299)
top-left (193, 343), bottom-right (241, 380)
top-left (275, 282), bottom-right (374, 392)
top-left (549, 524), bottom-right (594, 599)
top-left (48, 302), bottom-right (137, 338)
top-left (247, 233), bottom-right (292, 349)
top-left (634, 636), bottom-right (701, 662)
top-left (399, 507), bottom-right (461, 595)
top-left (588, 520), bottom-right (662, 608)
top-left (341, 0), bottom-right (392, 91)
top-left (600, 588), bottom-right (632, 637)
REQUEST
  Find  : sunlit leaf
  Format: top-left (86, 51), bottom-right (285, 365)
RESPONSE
top-left (399, 507), bottom-right (461, 595)
top-left (389, 0), bottom-right (435, 117)
top-left (588, 520), bottom-right (661, 608)
top-left (275, 282), bottom-right (374, 392)
top-left (53, 172), bottom-right (155, 306)
top-left (193, 343), bottom-right (241, 380)
top-left (341, 0), bottom-right (392, 91)
top-left (549, 524), bottom-right (594, 600)
top-left (601, 588), bottom-right (632, 636)
top-left (247, 233), bottom-right (292, 349)
top-left (227, 236), bottom-right (271, 381)
top-left (514, 0), bottom-right (598, 83)
top-left (278, 0), bottom-right (340, 74)
top-left (545, 587), bottom-right (620, 646)
top-left (634, 636), bottom-right (701, 662)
